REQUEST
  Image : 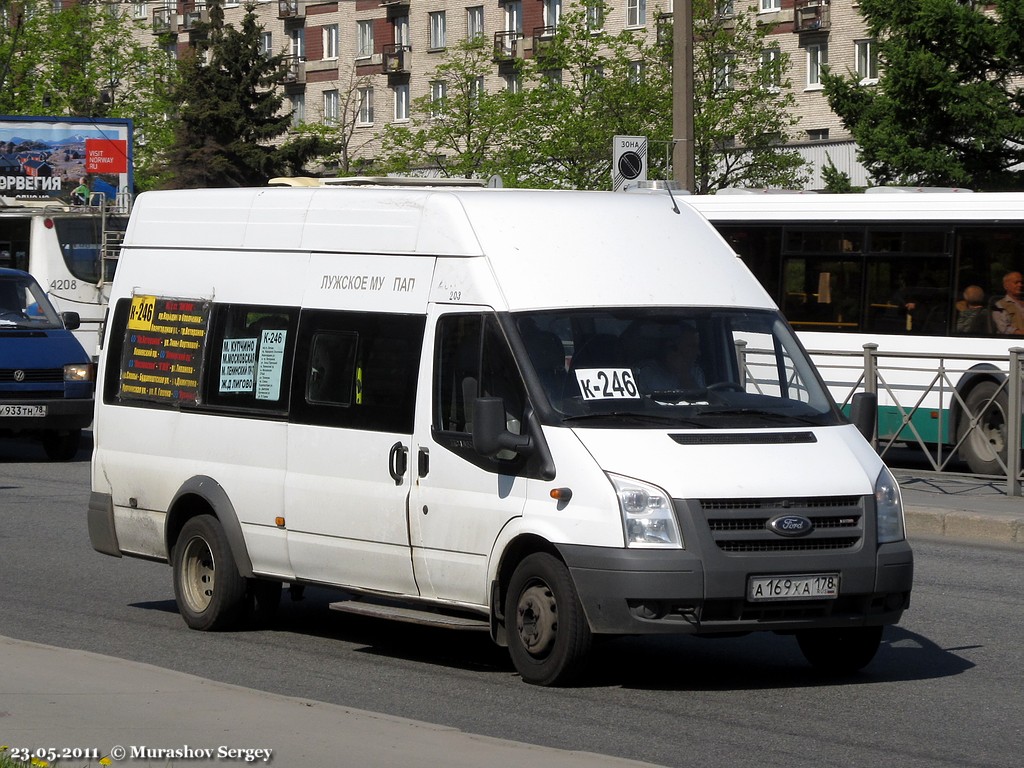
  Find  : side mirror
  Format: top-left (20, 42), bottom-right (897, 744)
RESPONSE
top-left (61, 311), bottom-right (81, 331)
top-left (472, 396), bottom-right (533, 458)
top-left (849, 392), bottom-right (877, 442)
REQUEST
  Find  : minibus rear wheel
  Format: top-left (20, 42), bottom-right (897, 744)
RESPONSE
top-left (173, 514), bottom-right (247, 631)
top-left (505, 553), bottom-right (592, 686)
top-left (796, 625), bottom-right (883, 674)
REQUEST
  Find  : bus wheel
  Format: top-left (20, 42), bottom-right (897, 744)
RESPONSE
top-left (958, 381), bottom-right (1009, 475)
top-left (173, 515), bottom-right (247, 631)
top-left (42, 429), bottom-right (81, 461)
top-left (797, 626), bottom-right (883, 674)
top-left (505, 553), bottom-right (592, 686)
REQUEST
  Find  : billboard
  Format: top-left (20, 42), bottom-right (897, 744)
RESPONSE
top-left (0, 115), bottom-right (133, 204)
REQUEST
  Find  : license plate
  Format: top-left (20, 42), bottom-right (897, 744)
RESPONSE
top-left (748, 573), bottom-right (839, 601)
top-left (0, 405), bottom-right (47, 417)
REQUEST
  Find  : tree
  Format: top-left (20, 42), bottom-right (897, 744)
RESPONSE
top-left (686, 1), bottom-right (808, 192)
top-left (378, 36), bottom-right (518, 180)
top-left (0, 1), bottom-right (180, 190)
top-left (823, 0), bottom-right (1024, 189)
top-left (164, 2), bottom-right (320, 188)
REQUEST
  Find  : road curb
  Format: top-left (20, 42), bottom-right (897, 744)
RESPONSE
top-left (905, 507), bottom-right (1024, 546)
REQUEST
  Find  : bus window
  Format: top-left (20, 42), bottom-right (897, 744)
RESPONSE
top-left (865, 257), bottom-right (953, 335)
top-left (782, 257), bottom-right (862, 331)
top-left (53, 218), bottom-right (108, 283)
top-left (716, 225), bottom-right (784, 304)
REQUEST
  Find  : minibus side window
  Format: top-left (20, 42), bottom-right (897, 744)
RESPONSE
top-left (290, 309), bottom-right (424, 433)
top-left (203, 304), bottom-right (298, 414)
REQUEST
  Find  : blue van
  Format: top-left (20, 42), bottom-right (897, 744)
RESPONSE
top-left (0, 268), bottom-right (94, 460)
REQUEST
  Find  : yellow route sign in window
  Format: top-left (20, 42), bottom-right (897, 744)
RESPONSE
top-left (128, 294), bottom-right (157, 330)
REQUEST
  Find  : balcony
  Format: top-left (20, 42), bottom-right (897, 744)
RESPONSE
top-left (380, 0), bottom-right (410, 6)
top-left (794, 0), bottom-right (830, 33)
top-left (181, 9), bottom-right (209, 32)
top-left (383, 45), bottom-right (412, 74)
top-left (532, 26), bottom-right (557, 61)
top-left (492, 30), bottom-right (524, 62)
top-left (278, 0), bottom-right (303, 18)
top-left (282, 55), bottom-right (306, 86)
top-left (152, 7), bottom-right (175, 35)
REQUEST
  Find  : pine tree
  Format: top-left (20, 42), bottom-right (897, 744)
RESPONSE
top-left (165, 2), bottom-right (317, 188)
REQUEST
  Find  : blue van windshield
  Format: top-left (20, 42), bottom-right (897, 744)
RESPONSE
top-left (0, 272), bottom-right (64, 330)
top-left (514, 308), bottom-right (842, 428)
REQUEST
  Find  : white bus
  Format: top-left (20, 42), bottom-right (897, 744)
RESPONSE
top-left (686, 190), bottom-right (1024, 475)
top-left (0, 195), bottom-right (129, 357)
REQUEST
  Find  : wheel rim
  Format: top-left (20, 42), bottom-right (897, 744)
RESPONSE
top-left (969, 402), bottom-right (1006, 461)
top-left (180, 536), bottom-right (216, 613)
top-left (515, 582), bottom-right (558, 658)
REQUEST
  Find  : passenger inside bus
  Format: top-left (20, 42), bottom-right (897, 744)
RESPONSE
top-left (993, 271), bottom-right (1024, 335)
top-left (955, 285), bottom-right (992, 335)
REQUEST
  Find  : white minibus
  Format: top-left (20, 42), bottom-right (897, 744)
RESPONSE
top-left (88, 185), bottom-right (913, 685)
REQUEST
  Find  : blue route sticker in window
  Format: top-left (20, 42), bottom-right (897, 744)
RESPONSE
top-left (575, 368), bottom-right (640, 400)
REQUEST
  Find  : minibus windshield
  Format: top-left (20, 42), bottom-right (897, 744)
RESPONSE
top-left (514, 308), bottom-right (843, 429)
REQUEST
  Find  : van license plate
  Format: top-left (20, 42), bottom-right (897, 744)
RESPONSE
top-left (0, 405), bottom-right (47, 417)
top-left (748, 574), bottom-right (839, 601)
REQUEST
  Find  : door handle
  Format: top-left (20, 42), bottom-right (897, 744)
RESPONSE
top-left (418, 447), bottom-right (429, 478)
top-left (389, 441), bottom-right (408, 486)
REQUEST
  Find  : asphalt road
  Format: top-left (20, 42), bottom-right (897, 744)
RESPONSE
top-left (1, 437), bottom-right (1022, 768)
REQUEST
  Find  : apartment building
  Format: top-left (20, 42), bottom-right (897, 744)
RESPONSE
top-left (130, 0), bottom-right (874, 187)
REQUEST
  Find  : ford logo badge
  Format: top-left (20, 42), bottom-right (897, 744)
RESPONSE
top-left (768, 514), bottom-right (814, 537)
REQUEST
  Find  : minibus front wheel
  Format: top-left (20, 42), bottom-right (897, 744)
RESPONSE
top-left (506, 553), bottom-right (592, 686)
top-left (172, 514), bottom-right (248, 631)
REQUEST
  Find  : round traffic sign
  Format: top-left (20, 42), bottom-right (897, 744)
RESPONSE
top-left (618, 151), bottom-right (643, 180)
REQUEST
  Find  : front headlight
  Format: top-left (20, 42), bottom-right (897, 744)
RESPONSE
top-left (875, 466), bottom-right (906, 544)
top-left (64, 363), bottom-right (94, 383)
top-left (608, 473), bottom-right (683, 549)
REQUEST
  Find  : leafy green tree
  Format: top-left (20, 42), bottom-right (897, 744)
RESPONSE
top-left (686, 1), bottom-right (808, 192)
top-left (164, 1), bottom-right (320, 188)
top-left (378, 36), bottom-right (518, 180)
top-left (0, 1), bottom-right (180, 190)
top-left (823, 0), bottom-right (1024, 189)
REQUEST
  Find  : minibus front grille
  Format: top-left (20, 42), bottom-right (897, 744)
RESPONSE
top-left (0, 368), bottom-right (64, 384)
top-left (698, 495), bottom-right (866, 553)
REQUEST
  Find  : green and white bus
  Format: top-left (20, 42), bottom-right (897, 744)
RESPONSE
top-left (687, 189), bottom-right (1024, 475)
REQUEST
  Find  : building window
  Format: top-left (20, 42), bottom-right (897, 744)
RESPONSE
top-left (469, 75), bottom-right (484, 105)
top-left (430, 81), bottom-right (447, 117)
top-left (261, 32), bottom-right (272, 57)
top-left (856, 39), bottom-right (878, 84)
top-left (324, 90), bottom-right (339, 126)
top-left (504, 1), bottom-right (522, 34)
top-left (807, 128), bottom-right (829, 141)
top-left (504, 73), bottom-right (521, 93)
top-left (357, 20), bottom-right (374, 59)
top-left (585, 2), bottom-right (604, 30)
top-left (761, 47), bottom-right (781, 90)
top-left (628, 60), bottom-right (644, 85)
top-left (133, 2), bottom-right (148, 20)
top-left (290, 27), bottom-right (305, 58)
top-left (715, 52), bottom-right (735, 92)
top-left (759, 0), bottom-right (780, 11)
top-left (394, 84), bottom-right (409, 121)
top-left (358, 87), bottom-right (374, 125)
top-left (323, 24), bottom-right (339, 60)
top-left (543, 0), bottom-right (562, 27)
top-left (626, 0), bottom-right (646, 28)
top-left (429, 11), bottom-right (447, 50)
top-left (394, 15), bottom-right (409, 46)
top-left (467, 6), bottom-right (484, 39)
top-left (716, 0), bottom-right (735, 18)
top-left (807, 43), bottom-right (827, 88)
top-left (291, 94), bottom-right (305, 128)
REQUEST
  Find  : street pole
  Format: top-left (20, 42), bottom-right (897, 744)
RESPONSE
top-left (672, 0), bottom-right (695, 192)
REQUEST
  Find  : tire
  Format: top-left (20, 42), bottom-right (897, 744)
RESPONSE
top-left (172, 515), bottom-right (247, 631)
top-left (797, 625), bottom-right (883, 674)
top-left (505, 552), bottom-right (592, 686)
top-left (42, 429), bottom-right (81, 461)
top-left (958, 381), bottom-right (1011, 475)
